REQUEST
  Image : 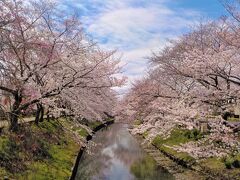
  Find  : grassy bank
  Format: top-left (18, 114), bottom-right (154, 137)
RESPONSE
top-left (133, 133), bottom-right (207, 180)
top-left (198, 155), bottom-right (240, 179)
top-left (150, 127), bottom-right (240, 179)
top-left (0, 118), bottom-right (91, 179)
top-left (152, 128), bottom-right (203, 167)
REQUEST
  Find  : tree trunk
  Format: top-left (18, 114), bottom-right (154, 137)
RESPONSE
top-left (9, 91), bottom-right (22, 132)
top-left (227, 80), bottom-right (230, 90)
top-left (9, 111), bottom-right (19, 132)
top-left (39, 104), bottom-right (44, 122)
top-left (47, 114), bottom-right (50, 122)
top-left (35, 104), bottom-right (41, 125)
top-left (35, 103), bottom-right (44, 125)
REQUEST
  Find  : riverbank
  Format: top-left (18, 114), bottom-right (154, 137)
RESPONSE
top-left (70, 119), bottom-right (114, 180)
top-left (132, 127), bottom-right (240, 180)
top-left (0, 118), bottom-right (79, 179)
top-left (134, 135), bottom-right (207, 180)
top-left (0, 118), bottom-right (113, 179)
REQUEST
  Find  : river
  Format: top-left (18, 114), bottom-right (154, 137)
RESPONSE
top-left (75, 123), bottom-right (174, 180)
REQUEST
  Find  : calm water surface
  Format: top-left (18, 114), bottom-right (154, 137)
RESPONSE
top-left (76, 123), bottom-right (174, 180)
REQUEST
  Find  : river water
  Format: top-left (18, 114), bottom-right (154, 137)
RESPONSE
top-left (75, 123), bottom-right (174, 180)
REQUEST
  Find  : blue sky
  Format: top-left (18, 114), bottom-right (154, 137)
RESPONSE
top-left (59, 0), bottom-right (227, 95)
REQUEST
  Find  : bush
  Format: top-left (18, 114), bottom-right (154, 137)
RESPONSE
top-left (32, 139), bottom-right (51, 160)
top-left (223, 155), bottom-right (240, 169)
top-left (184, 128), bottom-right (203, 141)
top-left (225, 159), bottom-right (233, 169)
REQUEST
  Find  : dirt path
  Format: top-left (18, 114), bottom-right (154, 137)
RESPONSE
top-left (0, 116), bottom-right (47, 128)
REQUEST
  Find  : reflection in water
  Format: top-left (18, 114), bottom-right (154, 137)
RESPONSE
top-left (76, 124), bottom-right (174, 180)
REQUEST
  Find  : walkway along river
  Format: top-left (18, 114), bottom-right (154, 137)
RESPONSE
top-left (75, 123), bottom-right (174, 180)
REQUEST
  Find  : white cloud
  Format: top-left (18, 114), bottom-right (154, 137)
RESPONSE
top-left (60, 0), bottom-right (202, 94)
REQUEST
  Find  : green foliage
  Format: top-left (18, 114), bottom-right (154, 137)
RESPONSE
top-left (0, 136), bottom-right (23, 172)
top-left (133, 120), bottom-right (142, 126)
top-left (184, 128), bottom-right (204, 141)
top-left (61, 118), bottom-right (90, 138)
top-left (37, 120), bottom-right (61, 133)
top-left (152, 128), bottom-right (203, 148)
top-left (18, 136), bottom-right (78, 180)
top-left (225, 158), bottom-right (234, 169)
top-left (143, 131), bottom-right (148, 138)
top-left (222, 154), bottom-right (240, 169)
top-left (0, 119), bottom-right (80, 179)
top-left (105, 118), bottom-right (114, 122)
top-left (152, 128), bottom-right (200, 166)
top-left (199, 156), bottom-right (240, 179)
top-left (227, 117), bottom-right (240, 122)
top-left (201, 157), bottom-right (226, 171)
top-left (152, 135), bottom-right (164, 147)
top-left (32, 139), bottom-right (51, 160)
top-left (160, 146), bottom-right (195, 165)
top-left (77, 128), bottom-right (89, 138)
top-left (87, 121), bottom-right (102, 130)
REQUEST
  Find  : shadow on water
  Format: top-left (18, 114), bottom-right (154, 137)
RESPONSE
top-left (75, 123), bottom-right (174, 180)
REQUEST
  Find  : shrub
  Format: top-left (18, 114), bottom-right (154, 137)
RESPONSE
top-left (32, 139), bottom-right (51, 160)
top-left (224, 159), bottom-right (233, 169)
top-left (232, 160), bottom-right (240, 168)
top-left (184, 129), bottom-right (203, 141)
top-left (223, 155), bottom-right (240, 169)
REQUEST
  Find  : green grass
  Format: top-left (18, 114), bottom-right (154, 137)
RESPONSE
top-left (0, 135), bottom-right (10, 150)
top-left (0, 119), bottom-right (80, 179)
top-left (105, 118), bottom-right (114, 122)
top-left (77, 128), bottom-right (89, 138)
top-left (0, 134), bottom-right (24, 173)
top-left (227, 117), bottom-right (240, 122)
top-left (200, 156), bottom-right (240, 179)
top-left (160, 145), bottom-right (195, 165)
top-left (87, 121), bottom-right (102, 130)
top-left (200, 157), bottom-right (227, 173)
top-left (222, 154), bottom-right (240, 169)
top-left (60, 118), bottom-right (90, 138)
top-left (152, 128), bottom-right (203, 147)
top-left (133, 120), bottom-right (143, 126)
top-left (143, 131), bottom-right (148, 138)
top-left (152, 128), bottom-right (202, 166)
top-left (206, 115), bottom-right (217, 119)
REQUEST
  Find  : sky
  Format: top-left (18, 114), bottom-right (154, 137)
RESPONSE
top-left (59, 0), bottom-right (227, 95)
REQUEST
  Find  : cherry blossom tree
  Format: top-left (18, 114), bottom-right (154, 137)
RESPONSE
top-left (119, 17), bottom-right (240, 147)
top-left (0, 0), bottom-right (124, 131)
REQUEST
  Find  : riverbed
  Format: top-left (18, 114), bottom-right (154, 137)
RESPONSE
top-left (75, 123), bottom-right (174, 180)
